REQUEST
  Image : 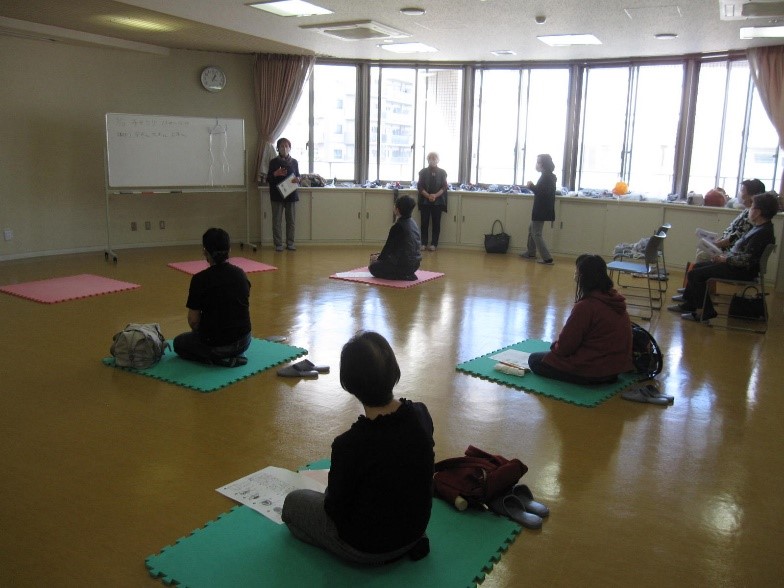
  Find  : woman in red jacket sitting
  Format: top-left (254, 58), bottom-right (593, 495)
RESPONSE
top-left (528, 254), bottom-right (634, 384)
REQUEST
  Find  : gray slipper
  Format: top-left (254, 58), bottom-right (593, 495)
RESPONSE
top-left (292, 359), bottom-right (330, 374)
top-left (510, 485), bottom-right (549, 518)
top-left (488, 495), bottom-right (543, 529)
top-left (621, 386), bottom-right (670, 406)
top-left (645, 383), bottom-right (674, 404)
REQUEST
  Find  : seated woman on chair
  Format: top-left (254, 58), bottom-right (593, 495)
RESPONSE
top-left (369, 194), bottom-right (422, 281)
top-left (670, 191), bottom-right (778, 322)
top-left (528, 254), bottom-right (634, 385)
top-left (693, 178), bottom-right (764, 263)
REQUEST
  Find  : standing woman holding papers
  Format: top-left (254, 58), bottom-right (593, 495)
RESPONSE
top-left (267, 137), bottom-right (300, 252)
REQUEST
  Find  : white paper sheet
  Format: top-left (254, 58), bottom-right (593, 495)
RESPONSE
top-left (277, 174), bottom-right (297, 198)
top-left (490, 349), bottom-right (531, 368)
top-left (697, 237), bottom-right (722, 256)
top-left (335, 271), bottom-right (374, 278)
top-left (217, 466), bottom-right (327, 524)
top-left (695, 228), bottom-right (718, 240)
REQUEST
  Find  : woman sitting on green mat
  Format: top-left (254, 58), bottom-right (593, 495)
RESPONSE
top-left (173, 228), bottom-right (251, 368)
top-left (282, 331), bottom-right (434, 564)
top-left (527, 254), bottom-right (634, 385)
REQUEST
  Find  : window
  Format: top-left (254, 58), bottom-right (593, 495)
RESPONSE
top-left (689, 60), bottom-right (782, 197)
top-left (281, 57), bottom-right (780, 195)
top-left (280, 63), bottom-right (357, 180)
top-left (472, 67), bottom-right (569, 185)
top-left (370, 65), bottom-right (462, 182)
top-left (577, 64), bottom-right (683, 196)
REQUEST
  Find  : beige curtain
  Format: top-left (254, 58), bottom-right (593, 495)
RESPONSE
top-left (747, 45), bottom-right (784, 193)
top-left (252, 54), bottom-right (315, 183)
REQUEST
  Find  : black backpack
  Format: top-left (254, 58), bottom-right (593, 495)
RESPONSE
top-left (631, 322), bottom-right (663, 379)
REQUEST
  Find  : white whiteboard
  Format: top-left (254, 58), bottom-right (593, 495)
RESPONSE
top-left (105, 113), bottom-right (246, 188)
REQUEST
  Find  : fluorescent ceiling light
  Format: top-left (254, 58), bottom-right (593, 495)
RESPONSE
top-left (654, 33), bottom-right (678, 40)
top-left (379, 42), bottom-right (438, 53)
top-left (740, 25), bottom-right (784, 38)
top-left (249, 1), bottom-right (333, 17)
top-left (491, 49), bottom-right (517, 56)
top-left (400, 7), bottom-right (426, 16)
top-left (537, 34), bottom-right (602, 47)
top-left (106, 16), bottom-right (175, 32)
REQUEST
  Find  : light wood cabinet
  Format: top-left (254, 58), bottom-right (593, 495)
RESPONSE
top-left (458, 193), bottom-right (509, 247)
top-left (553, 199), bottom-right (606, 255)
top-left (363, 191), bottom-right (398, 242)
top-left (257, 188), bottom-right (782, 285)
top-left (310, 190), bottom-right (362, 241)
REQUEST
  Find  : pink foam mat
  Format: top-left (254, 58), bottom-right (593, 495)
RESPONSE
top-left (330, 267), bottom-right (445, 288)
top-left (0, 274), bottom-right (141, 304)
top-left (168, 257), bottom-right (277, 275)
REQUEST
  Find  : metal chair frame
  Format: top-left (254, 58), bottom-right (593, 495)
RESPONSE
top-left (607, 232), bottom-right (668, 320)
top-left (702, 243), bottom-right (776, 334)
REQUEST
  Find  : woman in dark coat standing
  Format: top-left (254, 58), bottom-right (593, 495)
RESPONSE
top-left (520, 153), bottom-right (556, 265)
top-left (417, 152), bottom-right (448, 251)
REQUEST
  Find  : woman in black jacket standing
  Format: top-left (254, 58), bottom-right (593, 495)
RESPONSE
top-left (520, 153), bottom-right (556, 265)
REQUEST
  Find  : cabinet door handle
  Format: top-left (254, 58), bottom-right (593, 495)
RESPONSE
top-left (358, 212), bottom-right (361, 219)
top-left (366, 212), bottom-right (369, 219)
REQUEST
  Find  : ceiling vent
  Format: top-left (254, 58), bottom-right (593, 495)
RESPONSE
top-left (720, 0), bottom-right (784, 20)
top-left (300, 20), bottom-right (410, 41)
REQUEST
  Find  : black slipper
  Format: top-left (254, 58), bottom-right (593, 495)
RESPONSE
top-left (292, 359), bottom-right (329, 374)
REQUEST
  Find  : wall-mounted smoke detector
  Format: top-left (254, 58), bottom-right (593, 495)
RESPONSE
top-left (300, 20), bottom-right (410, 40)
top-left (720, 0), bottom-right (784, 20)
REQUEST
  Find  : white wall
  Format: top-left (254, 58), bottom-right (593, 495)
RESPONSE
top-left (0, 36), bottom-right (258, 260)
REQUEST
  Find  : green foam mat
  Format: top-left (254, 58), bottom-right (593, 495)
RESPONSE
top-left (146, 460), bottom-right (520, 587)
top-left (456, 339), bottom-right (641, 408)
top-left (102, 338), bottom-right (306, 392)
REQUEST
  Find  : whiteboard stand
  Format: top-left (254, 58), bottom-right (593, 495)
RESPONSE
top-left (239, 187), bottom-right (257, 253)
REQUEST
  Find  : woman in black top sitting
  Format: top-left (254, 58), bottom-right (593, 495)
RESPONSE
top-left (173, 228), bottom-right (251, 367)
top-left (369, 193), bottom-right (422, 280)
top-left (282, 331), bottom-right (435, 564)
top-left (670, 191), bottom-right (778, 322)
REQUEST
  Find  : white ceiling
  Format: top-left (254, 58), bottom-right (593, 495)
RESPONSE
top-left (1, 0), bottom-right (782, 61)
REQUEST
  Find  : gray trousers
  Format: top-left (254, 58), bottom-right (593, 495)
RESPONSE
top-left (527, 220), bottom-right (552, 261)
top-left (282, 489), bottom-right (420, 565)
top-left (271, 200), bottom-right (296, 247)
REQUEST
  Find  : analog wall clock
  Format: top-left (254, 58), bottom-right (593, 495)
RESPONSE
top-left (200, 66), bottom-right (227, 92)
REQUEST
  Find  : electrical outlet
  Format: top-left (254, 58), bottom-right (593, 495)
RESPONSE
top-left (130, 222), bottom-right (137, 231)
top-left (145, 221), bottom-right (151, 230)
top-left (159, 220), bottom-right (166, 230)
top-left (3, 228), bottom-right (12, 241)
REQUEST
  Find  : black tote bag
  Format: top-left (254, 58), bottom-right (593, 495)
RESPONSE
top-left (485, 220), bottom-right (510, 254)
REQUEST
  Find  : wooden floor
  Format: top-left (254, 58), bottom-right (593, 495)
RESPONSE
top-left (1, 244), bottom-right (782, 587)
